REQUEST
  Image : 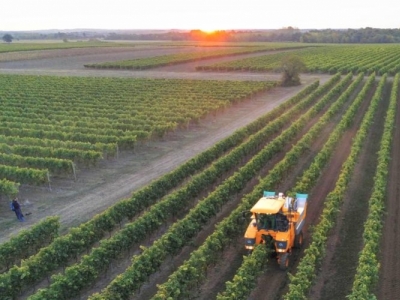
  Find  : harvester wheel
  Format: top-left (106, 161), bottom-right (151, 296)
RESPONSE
top-left (279, 253), bottom-right (290, 271)
top-left (294, 231), bottom-right (304, 248)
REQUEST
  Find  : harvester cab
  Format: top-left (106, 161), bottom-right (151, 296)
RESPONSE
top-left (243, 191), bottom-right (308, 270)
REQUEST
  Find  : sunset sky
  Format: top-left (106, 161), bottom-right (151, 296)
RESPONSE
top-left (2, 0), bottom-right (399, 31)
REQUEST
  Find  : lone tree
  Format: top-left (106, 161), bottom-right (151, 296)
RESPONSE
top-left (2, 34), bottom-right (13, 43)
top-left (280, 55), bottom-right (306, 86)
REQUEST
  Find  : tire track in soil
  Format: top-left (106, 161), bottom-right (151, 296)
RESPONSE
top-left (377, 81), bottom-right (400, 300)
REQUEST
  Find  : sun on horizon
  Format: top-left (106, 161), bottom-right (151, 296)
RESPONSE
top-left (201, 29), bottom-right (217, 34)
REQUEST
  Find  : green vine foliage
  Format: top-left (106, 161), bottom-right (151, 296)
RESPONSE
top-left (284, 74), bottom-right (387, 300)
top-left (348, 73), bottom-right (398, 299)
top-left (89, 74), bottom-right (349, 300)
top-left (30, 79), bottom-right (337, 300)
top-left (217, 73), bottom-right (368, 300)
top-left (0, 80), bottom-right (320, 299)
top-left (0, 217), bottom-right (59, 272)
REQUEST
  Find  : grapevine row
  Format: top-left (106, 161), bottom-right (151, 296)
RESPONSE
top-left (0, 217), bottom-right (59, 273)
top-left (284, 74), bottom-right (386, 299)
top-left (0, 178), bottom-right (19, 197)
top-left (0, 143), bottom-right (103, 165)
top-left (0, 126), bottom-right (138, 148)
top-left (348, 73), bottom-right (399, 299)
top-left (0, 135), bottom-right (117, 158)
top-left (0, 153), bottom-right (74, 175)
top-left (0, 164), bottom-right (49, 186)
top-left (216, 244), bottom-right (270, 300)
top-left (3, 114), bottom-right (176, 134)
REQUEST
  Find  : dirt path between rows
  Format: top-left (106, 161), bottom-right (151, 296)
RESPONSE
top-left (0, 73), bottom-right (329, 244)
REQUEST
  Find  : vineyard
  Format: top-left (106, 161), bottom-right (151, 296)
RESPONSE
top-left (197, 44), bottom-right (400, 75)
top-left (0, 42), bottom-right (399, 300)
top-left (83, 43), bottom-right (308, 70)
top-left (0, 74), bottom-right (275, 196)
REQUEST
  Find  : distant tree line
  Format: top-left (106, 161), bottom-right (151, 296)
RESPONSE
top-left (104, 27), bottom-right (400, 43)
top-left (1, 31), bottom-right (106, 41)
top-left (4, 27), bottom-right (400, 43)
top-left (300, 28), bottom-right (400, 43)
top-left (105, 27), bottom-right (303, 43)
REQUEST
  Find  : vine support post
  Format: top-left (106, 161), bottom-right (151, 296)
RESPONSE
top-left (47, 172), bottom-right (52, 191)
top-left (71, 162), bottom-right (77, 181)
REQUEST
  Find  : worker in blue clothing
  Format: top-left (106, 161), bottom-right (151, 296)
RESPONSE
top-left (11, 198), bottom-right (25, 222)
